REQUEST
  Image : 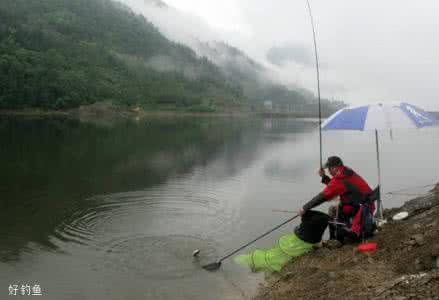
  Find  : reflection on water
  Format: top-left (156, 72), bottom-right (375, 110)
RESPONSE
top-left (0, 117), bottom-right (265, 259)
top-left (0, 115), bottom-right (437, 300)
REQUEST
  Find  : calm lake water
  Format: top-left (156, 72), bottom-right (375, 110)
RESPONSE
top-left (0, 116), bottom-right (438, 299)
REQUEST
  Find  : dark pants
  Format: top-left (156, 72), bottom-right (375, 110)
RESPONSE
top-left (328, 204), bottom-right (375, 243)
top-left (328, 204), bottom-right (359, 243)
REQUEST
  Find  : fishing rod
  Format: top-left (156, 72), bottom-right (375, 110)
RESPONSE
top-left (305, 0), bottom-right (338, 236)
top-left (306, 0), bottom-right (323, 168)
top-left (272, 209), bottom-right (297, 213)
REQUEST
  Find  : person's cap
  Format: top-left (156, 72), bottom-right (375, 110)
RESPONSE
top-left (323, 156), bottom-right (343, 168)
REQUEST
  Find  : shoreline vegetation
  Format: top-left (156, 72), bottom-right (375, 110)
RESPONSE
top-left (0, 102), bottom-right (334, 119)
top-left (2, 104), bottom-right (437, 120)
top-left (255, 187), bottom-right (439, 300)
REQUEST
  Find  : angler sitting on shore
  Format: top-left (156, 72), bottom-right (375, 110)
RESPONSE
top-left (299, 156), bottom-right (378, 243)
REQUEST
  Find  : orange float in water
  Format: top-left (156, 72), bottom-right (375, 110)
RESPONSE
top-left (357, 242), bottom-right (377, 254)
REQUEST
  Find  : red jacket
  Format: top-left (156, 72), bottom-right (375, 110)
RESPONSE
top-left (302, 166), bottom-right (375, 237)
top-left (322, 166), bottom-right (373, 216)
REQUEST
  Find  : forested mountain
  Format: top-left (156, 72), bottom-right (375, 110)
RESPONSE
top-left (0, 0), bottom-right (244, 111)
top-left (135, 0), bottom-right (344, 114)
top-left (0, 0), bottom-right (344, 113)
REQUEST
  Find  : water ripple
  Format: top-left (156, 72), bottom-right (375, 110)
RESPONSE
top-left (52, 181), bottom-right (240, 249)
top-left (98, 234), bottom-right (218, 280)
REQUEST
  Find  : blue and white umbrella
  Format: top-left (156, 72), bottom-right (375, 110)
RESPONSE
top-left (322, 102), bottom-right (439, 131)
top-left (321, 102), bottom-right (439, 218)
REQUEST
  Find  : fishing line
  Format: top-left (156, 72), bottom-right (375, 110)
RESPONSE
top-left (305, 0), bottom-right (323, 168)
top-left (387, 192), bottom-right (428, 197)
top-left (386, 183), bottom-right (437, 195)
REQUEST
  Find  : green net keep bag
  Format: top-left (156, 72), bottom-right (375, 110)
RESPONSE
top-left (234, 233), bottom-right (314, 272)
top-left (234, 210), bottom-right (329, 273)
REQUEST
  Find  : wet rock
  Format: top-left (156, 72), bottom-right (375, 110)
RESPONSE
top-left (324, 240), bottom-right (343, 249)
top-left (328, 271), bottom-right (336, 280)
top-left (315, 247), bottom-right (331, 256)
top-left (429, 183), bottom-right (439, 193)
top-left (312, 243), bottom-right (323, 249)
top-left (415, 258), bottom-right (423, 271)
top-left (405, 239), bottom-right (417, 246)
top-left (427, 221), bottom-right (437, 228)
top-left (412, 223), bottom-right (422, 230)
top-left (430, 244), bottom-right (439, 257)
top-left (397, 193), bottom-right (439, 218)
top-left (411, 234), bottom-right (425, 246)
top-left (282, 271), bottom-right (296, 281)
top-left (424, 230), bottom-right (435, 237)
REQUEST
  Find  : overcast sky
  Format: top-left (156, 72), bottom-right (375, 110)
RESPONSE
top-left (126, 0), bottom-right (439, 110)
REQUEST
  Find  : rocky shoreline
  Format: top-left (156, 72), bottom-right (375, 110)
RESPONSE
top-left (255, 186), bottom-right (439, 300)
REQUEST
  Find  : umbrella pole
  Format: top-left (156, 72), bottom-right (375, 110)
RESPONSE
top-left (375, 129), bottom-right (384, 219)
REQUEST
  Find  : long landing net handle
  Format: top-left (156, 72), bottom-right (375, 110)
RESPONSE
top-left (217, 214), bottom-right (300, 263)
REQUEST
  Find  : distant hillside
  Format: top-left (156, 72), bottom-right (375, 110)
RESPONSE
top-left (0, 0), bottom-right (243, 111)
top-left (121, 0), bottom-right (346, 115)
top-left (0, 0), bottom-right (344, 114)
